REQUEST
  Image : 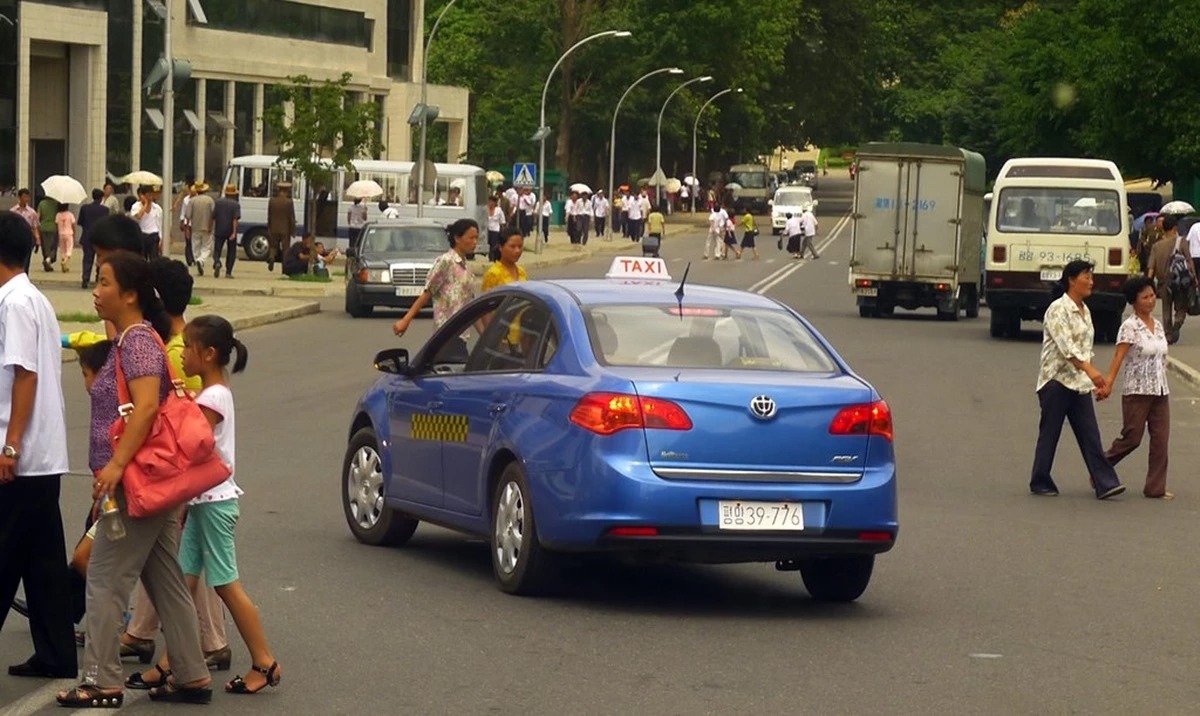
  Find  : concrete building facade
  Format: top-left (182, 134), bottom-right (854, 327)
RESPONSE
top-left (0, 0), bottom-right (469, 194)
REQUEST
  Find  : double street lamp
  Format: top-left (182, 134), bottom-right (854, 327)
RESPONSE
top-left (535, 29), bottom-right (632, 250)
top-left (414, 0), bottom-right (460, 218)
top-left (608, 66), bottom-right (683, 239)
top-left (655, 75), bottom-right (712, 206)
top-left (691, 87), bottom-right (742, 213)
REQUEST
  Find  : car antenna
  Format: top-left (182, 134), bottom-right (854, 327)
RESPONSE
top-left (674, 262), bottom-right (691, 320)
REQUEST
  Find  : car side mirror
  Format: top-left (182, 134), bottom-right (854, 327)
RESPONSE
top-left (345, 248), bottom-right (357, 259)
top-left (373, 348), bottom-right (410, 375)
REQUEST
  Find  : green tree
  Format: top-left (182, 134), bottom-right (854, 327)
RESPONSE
top-left (262, 73), bottom-right (384, 231)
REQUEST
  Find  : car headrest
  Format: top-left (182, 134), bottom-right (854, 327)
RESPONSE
top-left (667, 336), bottom-right (723, 367)
top-left (593, 322), bottom-right (618, 356)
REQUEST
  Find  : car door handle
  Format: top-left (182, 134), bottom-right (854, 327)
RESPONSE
top-left (488, 403), bottom-right (508, 416)
top-left (427, 400), bottom-right (444, 411)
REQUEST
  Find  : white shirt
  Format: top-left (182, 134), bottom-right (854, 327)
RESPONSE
top-left (1186, 222), bottom-right (1200, 259)
top-left (504, 187), bottom-right (519, 207)
top-left (133, 202), bottom-right (163, 235)
top-left (639, 195), bottom-right (651, 215)
top-left (800, 210), bottom-right (818, 237)
top-left (192, 384), bottom-right (243, 504)
top-left (486, 206), bottom-right (504, 232)
top-left (626, 197), bottom-right (644, 221)
top-left (0, 274), bottom-right (68, 476)
top-left (382, 206), bottom-right (401, 219)
top-left (180, 194), bottom-right (192, 226)
top-left (566, 199), bottom-right (577, 217)
top-left (574, 198), bottom-right (589, 216)
top-left (541, 200), bottom-right (552, 217)
top-left (784, 215), bottom-right (802, 237)
top-left (518, 193), bottom-right (537, 212)
top-left (709, 209), bottom-right (729, 234)
top-left (593, 197), bottom-right (609, 218)
top-left (1116, 315), bottom-right (1169, 396)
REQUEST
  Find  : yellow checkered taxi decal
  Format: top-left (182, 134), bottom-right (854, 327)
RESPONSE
top-left (411, 413), bottom-right (469, 443)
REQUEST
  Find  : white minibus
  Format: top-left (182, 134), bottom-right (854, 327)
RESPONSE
top-left (984, 158), bottom-right (1129, 342)
top-left (222, 156), bottom-right (488, 260)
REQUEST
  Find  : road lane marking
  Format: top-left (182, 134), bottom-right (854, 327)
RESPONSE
top-left (752, 213), bottom-right (851, 296)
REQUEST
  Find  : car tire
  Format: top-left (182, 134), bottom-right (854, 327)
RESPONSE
top-left (858, 305), bottom-right (875, 319)
top-left (800, 555), bottom-right (874, 602)
top-left (989, 308), bottom-right (1012, 338)
top-left (345, 286), bottom-right (373, 318)
top-left (342, 427), bottom-right (418, 547)
top-left (490, 462), bottom-right (556, 595)
top-left (965, 286), bottom-right (981, 319)
top-left (243, 229), bottom-right (270, 262)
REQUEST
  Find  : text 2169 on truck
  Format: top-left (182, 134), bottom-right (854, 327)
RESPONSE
top-left (849, 143), bottom-right (986, 320)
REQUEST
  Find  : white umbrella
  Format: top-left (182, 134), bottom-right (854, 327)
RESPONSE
top-left (344, 179), bottom-right (384, 199)
top-left (569, 183), bottom-right (592, 194)
top-left (726, 182), bottom-right (744, 191)
top-left (121, 170), bottom-right (163, 187)
top-left (683, 175), bottom-right (699, 186)
top-left (485, 170), bottom-right (505, 183)
top-left (40, 175), bottom-right (87, 204)
top-left (1160, 200), bottom-right (1194, 215)
top-left (665, 178), bottom-right (682, 194)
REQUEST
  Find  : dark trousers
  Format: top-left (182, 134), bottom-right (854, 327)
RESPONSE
top-left (183, 225), bottom-right (194, 265)
top-left (1030, 380), bottom-right (1122, 495)
top-left (141, 232), bottom-right (160, 260)
top-left (81, 239), bottom-right (96, 285)
top-left (567, 216), bottom-right (579, 244)
top-left (41, 228), bottom-right (59, 266)
top-left (519, 212), bottom-right (533, 238)
top-left (541, 215), bottom-right (550, 242)
top-left (595, 216), bottom-right (606, 237)
top-left (268, 232), bottom-right (288, 264)
top-left (1105, 394), bottom-right (1170, 496)
top-left (0, 475), bottom-right (78, 674)
top-left (349, 227), bottom-right (362, 251)
top-left (487, 230), bottom-right (502, 261)
top-left (214, 233), bottom-right (236, 275)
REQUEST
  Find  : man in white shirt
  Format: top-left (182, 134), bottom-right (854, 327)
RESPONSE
top-left (576, 193), bottom-right (591, 246)
top-left (540, 196), bottom-right (552, 243)
top-left (0, 213), bottom-right (76, 678)
top-left (784, 212), bottom-right (803, 258)
top-left (705, 205), bottom-right (729, 260)
top-left (130, 184), bottom-right (164, 259)
top-left (592, 191), bottom-right (610, 239)
top-left (378, 200), bottom-right (401, 219)
top-left (517, 189), bottom-right (537, 238)
top-left (624, 190), bottom-right (644, 242)
top-left (565, 191), bottom-right (579, 244)
top-left (1186, 218), bottom-right (1200, 277)
top-left (800, 207), bottom-right (820, 259)
top-left (172, 177), bottom-right (195, 265)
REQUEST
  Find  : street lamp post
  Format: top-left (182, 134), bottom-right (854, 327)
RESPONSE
top-left (415, 0), bottom-right (460, 218)
top-left (655, 75), bottom-right (711, 206)
top-left (608, 66), bottom-right (682, 239)
top-left (536, 29), bottom-right (631, 252)
top-left (691, 87), bottom-right (742, 213)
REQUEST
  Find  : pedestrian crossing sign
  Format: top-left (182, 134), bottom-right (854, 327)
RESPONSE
top-left (513, 163), bottom-right (537, 188)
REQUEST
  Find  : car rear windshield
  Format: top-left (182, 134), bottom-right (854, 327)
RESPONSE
top-left (996, 188), bottom-right (1123, 236)
top-left (585, 304), bottom-right (838, 373)
top-left (360, 226), bottom-right (447, 254)
top-left (774, 189), bottom-right (812, 206)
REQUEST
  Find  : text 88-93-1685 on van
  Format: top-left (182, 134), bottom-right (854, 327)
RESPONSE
top-left (984, 158), bottom-right (1129, 343)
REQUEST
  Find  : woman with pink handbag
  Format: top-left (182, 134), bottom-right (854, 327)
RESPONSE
top-left (58, 253), bottom-right (212, 708)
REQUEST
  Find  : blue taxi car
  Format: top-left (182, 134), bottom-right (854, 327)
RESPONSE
top-left (343, 259), bottom-right (897, 601)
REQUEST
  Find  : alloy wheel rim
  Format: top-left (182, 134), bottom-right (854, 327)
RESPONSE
top-left (347, 445), bottom-right (384, 530)
top-left (494, 482), bottom-right (524, 575)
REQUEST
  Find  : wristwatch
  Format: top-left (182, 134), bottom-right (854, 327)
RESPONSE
top-left (2, 445), bottom-right (18, 459)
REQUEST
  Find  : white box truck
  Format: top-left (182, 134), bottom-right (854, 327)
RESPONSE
top-left (849, 143), bottom-right (986, 320)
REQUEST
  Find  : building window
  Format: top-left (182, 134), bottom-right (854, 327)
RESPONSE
top-left (188, 0), bottom-right (373, 49)
top-left (0, 0), bottom-right (16, 188)
top-left (232, 81), bottom-right (254, 157)
top-left (105, 0), bottom-right (133, 180)
top-left (28, 0), bottom-right (106, 10)
top-left (387, 0), bottom-right (411, 81)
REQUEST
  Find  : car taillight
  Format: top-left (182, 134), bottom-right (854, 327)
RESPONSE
top-left (992, 245), bottom-right (1007, 263)
top-left (854, 278), bottom-right (874, 288)
top-left (569, 392), bottom-right (693, 435)
top-left (829, 401), bottom-right (893, 442)
top-left (1108, 247), bottom-right (1123, 266)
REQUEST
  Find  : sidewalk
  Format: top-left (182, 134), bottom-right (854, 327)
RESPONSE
top-left (1167, 337), bottom-right (1200, 391)
top-left (50, 287), bottom-right (319, 363)
top-left (28, 218), bottom-right (704, 300)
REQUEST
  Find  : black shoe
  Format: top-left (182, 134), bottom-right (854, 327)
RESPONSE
top-left (1098, 484), bottom-right (1127, 500)
top-left (43, 260), bottom-right (52, 272)
top-left (8, 656), bottom-right (77, 678)
top-left (226, 273), bottom-right (234, 279)
top-left (1030, 486), bottom-right (1059, 497)
top-left (213, 265), bottom-right (221, 278)
top-left (81, 280), bottom-right (89, 290)
top-left (267, 261), bottom-right (275, 272)
top-left (11, 596), bottom-right (28, 617)
top-left (197, 263), bottom-right (204, 276)
top-left (148, 683), bottom-right (213, 704)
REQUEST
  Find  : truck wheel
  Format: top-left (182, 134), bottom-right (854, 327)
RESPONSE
top-left (877, 302), bottom-right (895, 317)
top-left (1095, 311), bottom-right (1120, 344)
top-left (937, 299), bottom-right (959, 322)
top-left (858, 305), bottom-right (875, 319)
top-left (965, 286), bottom-right (980, 319)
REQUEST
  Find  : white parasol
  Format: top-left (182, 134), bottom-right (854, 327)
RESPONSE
top-left (665, 178), bottom-right (682, 194)
top-left (485, 170), bottom-right (505, 183)
top-left (683, 175), bottom-right (699, 186)
top-left (569, 183), bottom-right (592, 194)
top-left (40, 175), bottom-right (88, 204)
top-left (1160, 200), bottom-right (1194, 215)
top-left (344, 179), bottom-right (385, 199)
top-left (120, 170), bottom-right (163, 187)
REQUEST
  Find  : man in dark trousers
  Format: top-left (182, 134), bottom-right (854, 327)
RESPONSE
top-left (267, 182), bottom-right (296, 272)
top-left (0, 213), bottom-right (77, 678)
top-left (77, 188), bottom-right (109, 289)
top-left (212, 184), bottom-right (241, 279)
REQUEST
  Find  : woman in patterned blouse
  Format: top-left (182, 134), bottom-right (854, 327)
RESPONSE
top-left (1101, 277), bottom-right (1173, 499)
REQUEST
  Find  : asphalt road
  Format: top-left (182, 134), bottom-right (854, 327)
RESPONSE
top-left (4, 176), bottom-right (1200, 714)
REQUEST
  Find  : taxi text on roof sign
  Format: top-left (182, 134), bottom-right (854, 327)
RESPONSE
top-left (605, 257), bottom-right (672, 282)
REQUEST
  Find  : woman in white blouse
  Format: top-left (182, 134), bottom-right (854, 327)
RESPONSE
top-left (1102, 276), bottom-right (1173, 499)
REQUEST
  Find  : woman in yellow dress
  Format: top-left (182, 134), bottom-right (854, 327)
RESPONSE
top-left (481, 228), bottom-right (527, 291)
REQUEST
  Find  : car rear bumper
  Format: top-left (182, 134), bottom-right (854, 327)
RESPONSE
top-left (593, 530), bottom-right (895, 564)
top-left (353, 283), bottom-right (424, 308)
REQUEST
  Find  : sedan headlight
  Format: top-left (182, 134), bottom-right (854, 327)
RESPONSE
top-left (356, 266), bottom-right (392, 284)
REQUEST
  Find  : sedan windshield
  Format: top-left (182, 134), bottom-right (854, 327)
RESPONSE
top-left (360, 226), bottom-right (447, 254)
top-left (586, 304), bottom-right (838, 372)
top-left (996, 188), bottom-right (1123, 235)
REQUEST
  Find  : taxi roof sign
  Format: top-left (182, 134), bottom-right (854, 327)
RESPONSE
top-left (605, 256), bottom-right (672, 282)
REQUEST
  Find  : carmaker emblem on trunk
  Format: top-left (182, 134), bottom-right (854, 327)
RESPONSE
top-left (749, 395), bottom-right (777, 420)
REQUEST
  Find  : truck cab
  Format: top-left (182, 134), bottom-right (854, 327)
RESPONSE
top-left (727, 164), bottom-right (772, 214)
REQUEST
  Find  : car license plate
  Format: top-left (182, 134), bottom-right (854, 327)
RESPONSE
top-left (718, 501), bottom-right (805, 531)
top-left (854, 288), bottom-right (878, 297)
top-left (394, 286), bottom-right (422, 297)
top-left (1039, 268), bottom-right (1062, 281)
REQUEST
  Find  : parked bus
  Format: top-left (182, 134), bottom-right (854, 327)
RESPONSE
top-left (222, 156), bottom-right (488, 260)
top-left (985, 157), bottom-right (1129, 343)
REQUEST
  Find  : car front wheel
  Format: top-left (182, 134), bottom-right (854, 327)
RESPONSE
top-left (491, 462), bottom-right (556, 595)
top-left (799, 555), bottom-right (874, 602)
top-left (342, 427), bottom-right (418, 546)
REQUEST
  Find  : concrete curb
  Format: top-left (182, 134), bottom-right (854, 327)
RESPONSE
top-left (59, 301), bottom-right (321, 364)
top-left (1166, 356), bottom-right (1200, 391)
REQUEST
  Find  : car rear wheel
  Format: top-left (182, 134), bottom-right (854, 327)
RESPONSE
top-left (342, 427), bottom-right (418, 546)
top-left (491, 462), bottom-right (556, 595)
top-left (800, 555), bottom-right (874, 602)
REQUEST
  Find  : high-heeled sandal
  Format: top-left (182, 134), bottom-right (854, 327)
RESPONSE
top-left (226, 662), bottom-right (281, 695)
top-left (56, 685), bottom-right (124, 709)
top-left (125, 664), bottom-right (171, 690)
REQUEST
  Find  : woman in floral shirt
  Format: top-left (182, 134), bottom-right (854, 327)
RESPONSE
top-left (392, 218), bottom-right (480, 337)
top-left (1102, 276), bottom-right (1173, 499)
